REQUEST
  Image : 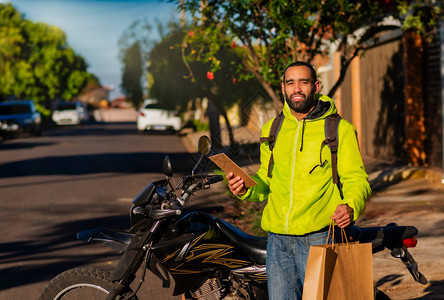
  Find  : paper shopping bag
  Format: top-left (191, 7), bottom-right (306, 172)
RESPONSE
top-left (302, 244), bottom-right (337, 300)
top-left (327, 241), bottom-right (373, 300)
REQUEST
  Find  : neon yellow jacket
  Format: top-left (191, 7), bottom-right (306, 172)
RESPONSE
top-left (239, 95), bottom-right (371, 235)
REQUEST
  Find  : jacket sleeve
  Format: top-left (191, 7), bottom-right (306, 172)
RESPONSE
top-left (238, 125), bottom-right (272, 202)
top-left (337, 120), bottom-right (372, 220)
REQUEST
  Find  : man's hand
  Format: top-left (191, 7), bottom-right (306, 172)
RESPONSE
top-left (331, 204), bottom-right (354, 228)
top-left (226, 172), bottom-right (247, 196)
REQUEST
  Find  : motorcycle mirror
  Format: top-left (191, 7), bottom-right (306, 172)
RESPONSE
top-left (191, 136), bottom-right (211, 177)
top-left (163, 155), bottom-right (173, 178)
top-left (198, 135), bottom-right (211, 155)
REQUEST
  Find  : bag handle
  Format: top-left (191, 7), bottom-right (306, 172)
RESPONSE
top-left (326, 221), bottom-right (336, 248)
top-left (326, 220), bottom-right (349, 249)
top-left (341, 227), bottom-right (349, 245)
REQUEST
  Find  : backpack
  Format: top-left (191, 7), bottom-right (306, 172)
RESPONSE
top-left (259, 112), bottom-right (343, 198)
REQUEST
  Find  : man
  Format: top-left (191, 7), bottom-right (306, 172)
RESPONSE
top-left (227, 61), bottom-right (371, 300)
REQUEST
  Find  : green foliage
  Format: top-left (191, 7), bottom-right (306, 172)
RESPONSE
top-left (147, 23), bottom-right (266, 113)
top-left (0, 3), bottom-right (94, 113)
top-left (148, 27), bottom-right (204, 111)
top-left (398, 0), bottom-right (443, 41)
top-left (193, 119), bottom-right (209, 132)
top-left (178, 0), bottom-right (390, 103)
top-left (121, 41), bottom-right (144, 108)
top-left (176, 0), bottom-right (442, 104)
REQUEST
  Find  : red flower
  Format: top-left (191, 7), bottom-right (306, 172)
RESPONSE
top-left (207, 71), bottom-right (214, 80)
top-left (188, 31), bottom-right (194, 38)
top-left (232, 78), bottom-right (237, 84)
top-left (231, 41), bottom-right (236, 48)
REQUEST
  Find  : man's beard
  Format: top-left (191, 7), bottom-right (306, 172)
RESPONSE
top-left (285, 89), bottom-right (317, 114)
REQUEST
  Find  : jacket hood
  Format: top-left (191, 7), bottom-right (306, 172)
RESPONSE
top-left (283, 94), bottom-right (338, 121)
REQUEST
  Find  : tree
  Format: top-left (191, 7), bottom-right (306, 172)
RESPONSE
top-left (0, 3), bottom-right (24, 93)
top-left (398, 0), bottom-right (443, 40)
top-left (148, 25), bottom-right (267, 149)
top-left (177, 0), bottom-right (442, 111)
top-left (0, 3), bottom-right (94, 116)
top-left (120, 41), bottom-right (144, 108)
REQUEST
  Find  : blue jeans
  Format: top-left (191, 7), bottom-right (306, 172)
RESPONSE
top-left (266, 231), bottom-right (331, 300)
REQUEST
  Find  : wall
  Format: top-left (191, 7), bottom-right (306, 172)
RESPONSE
top-left (423, 39), bottom-right (443, 168)
top-left (360, 38), bottom-right (405, 160)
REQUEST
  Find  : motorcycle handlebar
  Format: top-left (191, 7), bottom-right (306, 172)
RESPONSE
top-left (182, 174), bottom-right (224, 186)
top-left (175, 175), bottom-right (223, 207)
top-left (161, 174), bottom-right (224, 210)
top-left (206, 174), bottom-right (224, 185)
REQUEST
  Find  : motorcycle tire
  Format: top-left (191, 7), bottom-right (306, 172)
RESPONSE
top-left (38, 267), bottom-right (138, 300)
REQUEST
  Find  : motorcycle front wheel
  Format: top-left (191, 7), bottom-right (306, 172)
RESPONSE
top-left (38, 267), bottom-right (137, 300)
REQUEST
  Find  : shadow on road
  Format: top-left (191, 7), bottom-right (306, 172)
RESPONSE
top-left (413, 280), bottom-right (444, 299)
top-left (0, 214), bottom-right (129, 291)
top-left (0, 141), bottom-right (56, 150)
top-left (43, 121), bottom-right (139, 137)
top-left (0, 151), bottom-right (198, 179)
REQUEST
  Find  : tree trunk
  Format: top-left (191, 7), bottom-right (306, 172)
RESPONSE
top-left (220, 109), bottom-right (234, 147)
top-left (263, 82), bottom-right (283, 114)
top-left (241, 50), bottom-right (283, 114)
top-left (327, 53), bottom-right (358, 98)
top-left (207, 99), bottom-right (222, 150)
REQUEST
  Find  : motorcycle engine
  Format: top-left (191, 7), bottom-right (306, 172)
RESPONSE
top-left (191, 278), bottom-right (223, 300)
top-left (191, 278), bottom-right (250, 300)
top-left (190, 277), bottom-right (251, 300)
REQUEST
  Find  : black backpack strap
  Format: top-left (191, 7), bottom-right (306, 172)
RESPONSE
top-left (260, 112), bottom-right (284, 177)
top-left (324, 113), bottom-right (343, 199)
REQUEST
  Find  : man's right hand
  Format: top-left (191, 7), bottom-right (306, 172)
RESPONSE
top-left (226, 172), bottom-right (247, 196)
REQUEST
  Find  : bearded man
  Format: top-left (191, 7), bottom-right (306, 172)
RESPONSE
top-left (227, 61), bottom-right (371, 300)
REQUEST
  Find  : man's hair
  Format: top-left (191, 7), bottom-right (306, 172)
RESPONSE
top-left (282, 61), bottom-right (317, 83)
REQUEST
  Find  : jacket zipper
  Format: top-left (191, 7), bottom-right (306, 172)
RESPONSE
top-left (285, 120), bottom-right (301, 233)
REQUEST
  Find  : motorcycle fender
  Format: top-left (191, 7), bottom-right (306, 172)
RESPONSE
top-left (109, 230), bottom-right (151, 282)
top-left (77, 228), bottom-right (134, 254)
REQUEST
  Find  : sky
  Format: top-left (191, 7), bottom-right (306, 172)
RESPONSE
top-left (5, 0), bottom-right (179, 100)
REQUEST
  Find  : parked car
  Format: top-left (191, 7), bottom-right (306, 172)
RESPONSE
top-left (137, 100), bottom-right (181, 133)
top-left (0, 100), bottom-right (42, 139)
top-left (52, 101), bottom-right (87, 125)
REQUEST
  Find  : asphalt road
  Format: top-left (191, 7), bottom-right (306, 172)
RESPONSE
top-left (0, 123), bottom-right (197, 299)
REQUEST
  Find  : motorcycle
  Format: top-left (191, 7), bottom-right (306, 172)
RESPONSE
top-left (39, 136), bottom-right (427, 300)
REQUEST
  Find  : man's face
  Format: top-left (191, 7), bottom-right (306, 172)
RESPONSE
top-left (281, 66), bottom-right (320, 114)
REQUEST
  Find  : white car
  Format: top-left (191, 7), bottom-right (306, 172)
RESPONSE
top-left (137, 100), bottom-right (181, 133)
top-left (52, 101), bottom-right (87, 125)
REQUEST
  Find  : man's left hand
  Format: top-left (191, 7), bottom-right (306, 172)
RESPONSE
top-left (331, 204), bottom-right (354, 228)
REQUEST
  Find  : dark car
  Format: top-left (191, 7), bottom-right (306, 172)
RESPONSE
top-left (0, 100), bottom-right (42, 139)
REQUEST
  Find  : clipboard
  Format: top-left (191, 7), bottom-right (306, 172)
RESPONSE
top-left (209, 153), bottom-right (258, 187)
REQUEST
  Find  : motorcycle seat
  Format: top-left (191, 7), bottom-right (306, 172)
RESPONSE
top-left (215, 218), bottom-right (267, 265)
top-left (350, 225), bottom-right (418, 252)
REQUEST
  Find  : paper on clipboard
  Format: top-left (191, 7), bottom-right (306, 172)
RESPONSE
top-left (209, 153), bottom-right (257, 187)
